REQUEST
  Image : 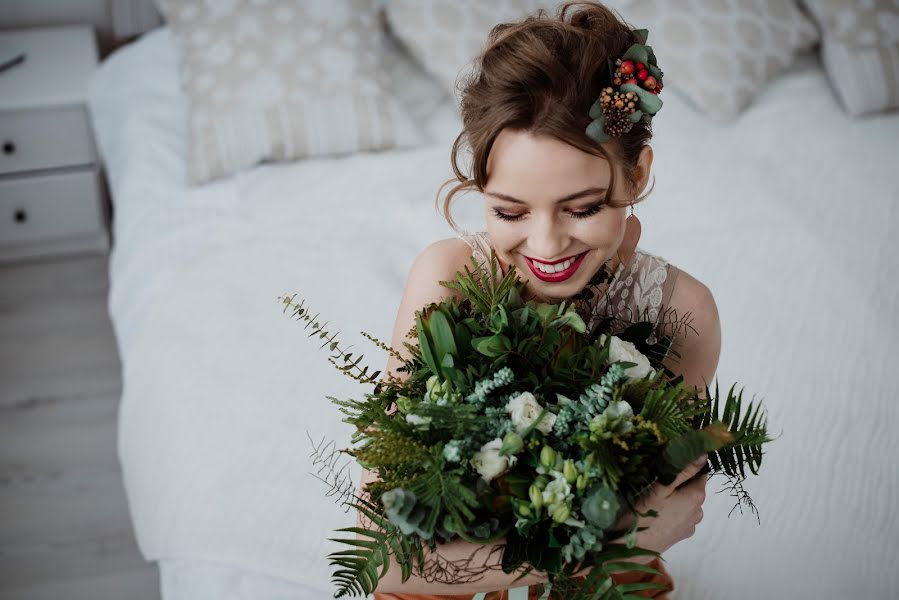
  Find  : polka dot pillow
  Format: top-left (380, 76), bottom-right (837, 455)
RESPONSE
top-left (622, 0), bottom-right (820, 119)
top-left (157, 0), bottom-right (421, 185)
top-left (383, 0), bottom-right (820, 120)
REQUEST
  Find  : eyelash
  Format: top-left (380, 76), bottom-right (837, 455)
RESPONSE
top-left (492, 202), bottom-right (605, 222)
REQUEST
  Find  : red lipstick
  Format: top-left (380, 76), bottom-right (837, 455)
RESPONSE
top-left (524, 251), bottom-right (588, 283)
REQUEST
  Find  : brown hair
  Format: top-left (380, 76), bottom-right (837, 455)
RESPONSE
top-left (438, 1), bottom-right (656, 230)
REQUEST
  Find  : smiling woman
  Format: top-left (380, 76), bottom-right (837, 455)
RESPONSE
top-left (365, 3), bottom-right (721, 597)
top-left (479, 130), bottom-right (653, 303)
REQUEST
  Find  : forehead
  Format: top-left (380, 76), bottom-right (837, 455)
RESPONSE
top-left (485, 129), bottom-right (612, 193)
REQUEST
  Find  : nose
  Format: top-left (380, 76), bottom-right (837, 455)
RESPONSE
top-left (527, 215), bottom-right (570, 261)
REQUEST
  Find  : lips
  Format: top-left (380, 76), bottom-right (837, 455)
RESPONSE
top-left (524, 251), bottom-right (588, 283)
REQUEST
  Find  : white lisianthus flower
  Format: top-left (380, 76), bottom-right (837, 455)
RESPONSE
top-left (505, 392), bottom-right (557, 435)
top-left (470, 438), bottom-right (517, 482)
top-left (599, 334), bottom-right (655, 381)
top-left (405, 413), bottom-right (431, 427)
top-left (542, 472), bottom-right (574, 515)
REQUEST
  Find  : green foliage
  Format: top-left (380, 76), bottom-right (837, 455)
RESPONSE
top-left (353, 430), bottom-right (431, 469)
top-left (284, 247), bottom-right (772, 597)
top-left (279, 294), bottom-right (385, 385)
top-left (328, 496), bottom-right (424, 597)
top-left (405, 449), bottom-right (480, 538)
top-left (439, 249), bottom-right (526, 317)
top-left (697, 382), bottom-right (773, 479)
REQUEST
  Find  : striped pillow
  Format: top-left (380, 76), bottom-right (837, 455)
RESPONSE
top-left (157, 0), bottom-right (421, 185)
top-left (801, 0), bottom-right (899, 117)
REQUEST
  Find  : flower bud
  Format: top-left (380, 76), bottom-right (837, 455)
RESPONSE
top-left (535, 474), bottom-right (550, 490)
top-left (529, 484), bottom-right (544, 510)
top-left (540, 445), bottom-right (557, 469)
top-left (584, 452), bottom-right (595, 469)
top-left (395, 395), bottom-right (413, 414)
top-left (513, 500), bottom-right (532, 519)
top-left (551, 504), bottom-right (571, 524)
top-left (563, 459), bottom-right (578, 484)
top-left (500, 432), bottom-right (524, 456)
top-left (576, 474), bottom-right (588, 492)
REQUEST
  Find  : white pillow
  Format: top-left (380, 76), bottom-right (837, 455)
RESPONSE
top-left (156, 0), bottom-right (422, 184)
top-left (801, 0), bottom-right (899, 117)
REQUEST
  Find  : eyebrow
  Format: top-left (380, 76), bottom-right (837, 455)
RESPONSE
top-left (484, 187), bottom-right (608, 205)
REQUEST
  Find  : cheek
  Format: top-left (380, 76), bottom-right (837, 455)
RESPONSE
top-left (575, 211), bottom-right (627, 248)
top-left (484, 223), bottom-right (520, 256)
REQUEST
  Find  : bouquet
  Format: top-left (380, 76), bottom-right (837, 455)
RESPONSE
top-left (281, 251), bottom-right (773, 599)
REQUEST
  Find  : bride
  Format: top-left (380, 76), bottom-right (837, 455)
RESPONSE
top-left (363, 2), bottom-right (721, 598)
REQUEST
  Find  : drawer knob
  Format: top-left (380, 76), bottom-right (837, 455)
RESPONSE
top-left (2, 141), bottom-right (14, 155)
top-left (14, 208), bottom-right (27, 224)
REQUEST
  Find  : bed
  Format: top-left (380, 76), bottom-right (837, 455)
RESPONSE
top-left (87, 13), bottom-right (899, 600)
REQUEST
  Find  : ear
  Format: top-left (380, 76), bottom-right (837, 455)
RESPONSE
top-left (632, 145), bottom-right (654, 195)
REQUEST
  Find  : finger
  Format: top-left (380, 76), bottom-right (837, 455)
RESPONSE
top-left (665, 457), bottom-right (707, 492)
top-left (680, 472), bottom-right (707, 503)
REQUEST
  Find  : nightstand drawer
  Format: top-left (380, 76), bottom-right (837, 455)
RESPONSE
top-left (0, 169), bottom-right (104, 245)
top-left (0, 106), bottom-right (94, 176)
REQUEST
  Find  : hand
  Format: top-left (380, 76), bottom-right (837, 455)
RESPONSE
top-left (612, 457), bottom-right (709, 556)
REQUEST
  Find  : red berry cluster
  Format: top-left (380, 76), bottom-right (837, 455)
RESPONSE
top-left (612, 58), bottom-right (663, 95)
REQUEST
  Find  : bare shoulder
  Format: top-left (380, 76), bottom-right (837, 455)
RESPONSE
top-left (662, 268), bottom-right (722, 391)
top-left (384, 237), bottom-right (476, 375)
top-left (412, 237), bottom-right (476, 278)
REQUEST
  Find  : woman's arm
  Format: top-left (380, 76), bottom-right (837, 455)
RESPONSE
top-left (608, 271), bottom-right (721, 559)
top-left (661, 270), bottom-right (722, 392)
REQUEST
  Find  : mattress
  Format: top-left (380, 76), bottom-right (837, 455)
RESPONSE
top-left (88, 26), bottom-right (899, 599)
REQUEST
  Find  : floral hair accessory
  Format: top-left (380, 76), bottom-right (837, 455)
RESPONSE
top-left (585, 29), bottom-right (664, 143)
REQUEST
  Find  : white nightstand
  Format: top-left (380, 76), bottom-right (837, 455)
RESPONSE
top-left (0, 25), bottom-right (109, 264)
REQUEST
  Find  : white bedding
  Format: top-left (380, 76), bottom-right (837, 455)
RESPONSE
top-left (88, 27), bottom-right (899, 599)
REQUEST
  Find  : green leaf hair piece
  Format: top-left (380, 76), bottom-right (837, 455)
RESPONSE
top-left (585, 117), bottom-right (610, 143)
top-left (620, 83), bottom-right (663, 115)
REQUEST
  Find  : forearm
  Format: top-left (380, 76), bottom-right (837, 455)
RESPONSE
top-left (374, 534), bottom-right (548, 595)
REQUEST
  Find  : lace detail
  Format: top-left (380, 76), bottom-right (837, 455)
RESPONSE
top-left (456, 230), bottom-right (674, 345)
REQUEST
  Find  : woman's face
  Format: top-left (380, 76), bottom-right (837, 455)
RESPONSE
top-left (484, 129), bottom-right (648, 304)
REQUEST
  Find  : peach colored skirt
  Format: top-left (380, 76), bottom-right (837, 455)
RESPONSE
top-left (374, 557), bottom-right (673, 600)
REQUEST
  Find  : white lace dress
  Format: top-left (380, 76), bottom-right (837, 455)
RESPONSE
top-left (456, 230), bottom-right (681, 345)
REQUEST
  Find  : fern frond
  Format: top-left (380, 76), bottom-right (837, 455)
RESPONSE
top-left (407, 457), bottom-right (479, 535)
top-left (704, 383), bottom-right (772, 479)
top-left (328, 496), bottom-right (424, 597)
top-left (638, 383), bottom-right (695, 440)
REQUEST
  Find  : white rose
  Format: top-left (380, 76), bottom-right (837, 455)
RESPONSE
top-left (470, 438), bottom-right (517, 482)
top-left (600, 334), bottom-right (655, 381)
top-left (505, 392), bottom-right (557, 435)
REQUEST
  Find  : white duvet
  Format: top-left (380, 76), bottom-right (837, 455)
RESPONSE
top-left (88, 27), bottom-right (899, 599)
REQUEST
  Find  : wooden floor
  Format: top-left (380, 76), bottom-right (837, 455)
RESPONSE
top-left (0, 254), bottom-right (160, 599)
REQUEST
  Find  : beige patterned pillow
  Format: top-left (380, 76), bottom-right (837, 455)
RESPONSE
top-left (382, 0), bottom-right (550, 99)
top-left (801, 0), bottom-right (899, 116)
top-left (157, 0), bottom-right (421, 184)
top-left (621, 0), bottom-right (819, 119)
top-left (384, 0), bottom-right (819, 120)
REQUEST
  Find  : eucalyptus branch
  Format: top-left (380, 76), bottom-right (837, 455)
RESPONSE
top-left (279, 294), bottom-right (383, 385)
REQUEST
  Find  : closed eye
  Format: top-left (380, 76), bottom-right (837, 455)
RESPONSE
top-left (492, 202), bottom-right (605, 222)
